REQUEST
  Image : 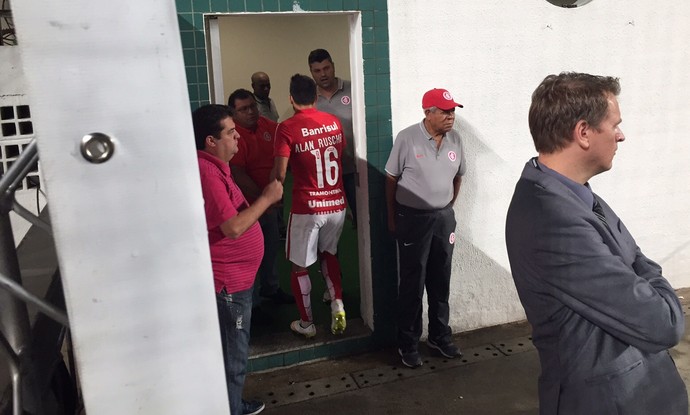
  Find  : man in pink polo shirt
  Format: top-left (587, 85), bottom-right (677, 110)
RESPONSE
top-left (194, 104), bottom-right (282, 415)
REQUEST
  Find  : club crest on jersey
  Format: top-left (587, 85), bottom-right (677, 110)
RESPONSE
top-left (341, 96), bottom-right (351, 105)
top-left (449, 232), bottom-right (456, 244)
top-left (263, 132), bottom-right (272, 142)
top-left (448, 151), bottom-right (457, 162)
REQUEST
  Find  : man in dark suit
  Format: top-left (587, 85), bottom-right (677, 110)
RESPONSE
top-left (505, 72), bottom-right (687, 415)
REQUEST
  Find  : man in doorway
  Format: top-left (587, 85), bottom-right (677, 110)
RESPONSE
top-left (385, 88), bottom-right (466, 368)
top-left (251, 71), bottom-right (280, 122)
top-left (308, 48), bottom-right (357, 228)
top-left (194, 104), bottom-right (283, 415)
top-left (505, 72), bottom-right (687, 414)
top-left (227, 89), bottom-right (294, 318)
top-left (272, 74), bottom-right (347, 338)
top-left (251, 72), bottom-right (288, 239)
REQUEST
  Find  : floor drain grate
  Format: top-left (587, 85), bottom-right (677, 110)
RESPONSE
top-left (257, 338), bottom-right (536, 409)
top-left (257, 374), bottom-right (357, 407)
top-left (492, 336), bottom-right (535, 356)
top-left (351, 344), bottom-right (504, 389)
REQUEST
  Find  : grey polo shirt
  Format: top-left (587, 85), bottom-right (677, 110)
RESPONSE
top-left (254, 95), bottom-right (279, 122)
top-left (385, 120), bottom-right (466, 210)
top-left (316, 78), bottom-right (355, 175)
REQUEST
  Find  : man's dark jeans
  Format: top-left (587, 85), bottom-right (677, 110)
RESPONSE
top-left (216, 287), bottom-right (252, 415)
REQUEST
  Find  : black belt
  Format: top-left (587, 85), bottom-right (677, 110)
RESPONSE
top-left (396, 202), bottom-right (450, 215)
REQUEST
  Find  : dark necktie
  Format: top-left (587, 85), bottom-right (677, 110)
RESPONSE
top-left (592, 198), bottom-right (608, 227)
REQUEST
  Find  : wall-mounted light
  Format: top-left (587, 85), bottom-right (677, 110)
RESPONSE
top-left (545, 0), bottom-right (595, 8)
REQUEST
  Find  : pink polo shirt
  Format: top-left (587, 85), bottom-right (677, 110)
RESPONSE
top-left (197, 150), bottom-right (263, 294)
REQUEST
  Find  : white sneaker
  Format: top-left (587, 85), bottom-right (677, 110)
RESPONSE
top-left (290, 320), bottom-right (316, 338)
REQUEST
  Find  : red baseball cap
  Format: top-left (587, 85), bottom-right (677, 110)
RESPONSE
top-left (422, 88), bottom-right (464, 110)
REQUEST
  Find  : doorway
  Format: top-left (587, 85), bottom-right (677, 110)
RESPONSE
top-left (205, 11), bottom-right (373, 356)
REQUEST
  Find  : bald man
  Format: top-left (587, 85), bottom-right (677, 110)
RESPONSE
top-left (251, 71), bottom-right (279, 122)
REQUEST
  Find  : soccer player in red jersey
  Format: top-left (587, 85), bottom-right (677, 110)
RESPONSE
top-left (272, 74), bottom-right (347, 338)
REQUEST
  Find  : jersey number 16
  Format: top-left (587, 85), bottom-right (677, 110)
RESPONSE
top-left (310, 146), bottom-right (339, 189)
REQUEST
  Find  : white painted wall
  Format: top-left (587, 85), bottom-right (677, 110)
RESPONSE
top-left (389, 0), bottom-right (690, 332)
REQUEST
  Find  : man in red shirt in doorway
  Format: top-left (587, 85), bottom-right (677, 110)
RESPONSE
top-left (227, 89), bottom-right (295, 321)
top-left (272, 74), bottom-right (347, 338)
top-left (194, 104), bottom-right (282, 415)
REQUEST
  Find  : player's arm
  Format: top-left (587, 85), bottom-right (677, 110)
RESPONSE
top-left (271, 156), bottom-right (289, 184)
top-left (271, 122), bottom-right (290, 184)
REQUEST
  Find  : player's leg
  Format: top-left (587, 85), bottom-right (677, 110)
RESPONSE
top-left (318, 210), bottom-right (347, 334)
top-left (286, 213), bottom-right (323, 338)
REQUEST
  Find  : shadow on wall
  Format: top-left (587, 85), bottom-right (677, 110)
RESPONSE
top-left (447, 117), bottom-right (524, 333)
top-left (375, 116), bottom-right (526, 339)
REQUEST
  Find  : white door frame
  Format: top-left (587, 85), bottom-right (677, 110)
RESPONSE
top-left (205, 11), bottom-right (374, 331)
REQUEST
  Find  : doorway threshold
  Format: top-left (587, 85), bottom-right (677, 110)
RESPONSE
top-left (248, 319), bottom-right (373, 372)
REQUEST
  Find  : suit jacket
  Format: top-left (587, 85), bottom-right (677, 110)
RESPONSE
top-left (505, 160), bottom-right (687, 415)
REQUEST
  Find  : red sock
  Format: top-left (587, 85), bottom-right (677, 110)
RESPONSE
top-left (290, 270), bottom-right (312, 322)
top-left (320, 252), bottom-right (343, 301)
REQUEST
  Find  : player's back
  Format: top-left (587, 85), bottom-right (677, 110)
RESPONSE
top-left (275, 108), bottom-right (346, 214)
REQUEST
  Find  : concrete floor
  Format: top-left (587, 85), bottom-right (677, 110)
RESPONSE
top-left (245, 288), bottom-right (690, 415)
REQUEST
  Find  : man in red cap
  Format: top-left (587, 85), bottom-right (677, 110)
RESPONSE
top-left (384, 88), bottom-right (467, 368)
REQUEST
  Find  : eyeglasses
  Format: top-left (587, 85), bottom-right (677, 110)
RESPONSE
top-left (235, 103), bottom-right (258, 114)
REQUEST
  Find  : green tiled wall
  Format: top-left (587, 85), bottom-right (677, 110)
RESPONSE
top-left (176, 0), bottom-right (397, 366)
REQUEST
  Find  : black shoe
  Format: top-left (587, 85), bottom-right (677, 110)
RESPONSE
top-left (262, 288), bottom-right (295, 304)
top-left (427, 339), bottom-right (462, 359)
top-left (242, 399), bottom-right (265, 415)
top-left (251, 307), bottom-right (273, 325)
top-left (398, 348), bottom-right (423, 368)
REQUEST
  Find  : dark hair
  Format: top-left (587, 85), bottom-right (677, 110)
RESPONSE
top-left (289, 74), bottom-right (317, 106)
top-left (192, 104), bottom-right (231, 150)
top-left (227, 88), bottom-right (255, 113)
top-left (308, 48), bottom-right (333, 65)
top-left (529, 72), bottom-right (621, 154)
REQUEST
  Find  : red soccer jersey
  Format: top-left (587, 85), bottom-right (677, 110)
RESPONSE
top-left (275, 108), bottom-right (347, 214)
top-left (229, 116), bottom-right (278, 202)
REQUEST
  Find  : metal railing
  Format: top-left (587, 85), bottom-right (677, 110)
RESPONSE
top-left (0, 139), bottom-right (73, 415)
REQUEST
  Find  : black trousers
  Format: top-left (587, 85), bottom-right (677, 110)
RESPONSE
top-left (395, 203), bottom-right (456, 350)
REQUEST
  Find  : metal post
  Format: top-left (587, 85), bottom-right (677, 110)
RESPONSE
top-left (0, 141), bottom-right (41, 413)
top-left (0, 212), bottom-right (31, 415)
top-left (0, 332), bottom-right (21, 415)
